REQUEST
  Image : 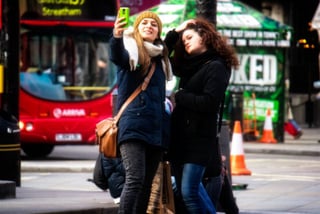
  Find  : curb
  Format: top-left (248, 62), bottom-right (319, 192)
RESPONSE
top-left (21, 148), bottom-right (320, 174)
top-left (244, 148), bottom-right (320, 156)
top-left (21, 161), bottom-right (95, 173)
top-left (40, 207), bottom-right (119, 214)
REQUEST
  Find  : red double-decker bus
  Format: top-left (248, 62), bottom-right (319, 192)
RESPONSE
top-left (19, 0), bottom-right (119, 157)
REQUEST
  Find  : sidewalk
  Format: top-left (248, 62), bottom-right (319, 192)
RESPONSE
top-left (244, 126), bottom-right (320, 156)
top-left (0, 127), bottom-right (319, 214)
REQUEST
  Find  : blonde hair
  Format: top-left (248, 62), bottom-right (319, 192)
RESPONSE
top-left (132, 11), bottom-right (164, 75)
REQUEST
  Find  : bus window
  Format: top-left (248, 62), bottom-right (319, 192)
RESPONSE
top-left (20, 33), bottom-right (117, 101)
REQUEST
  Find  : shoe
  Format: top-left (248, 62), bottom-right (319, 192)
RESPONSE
top-left (293, 130), bottom-right (303, 139)
top-left (113, 197), bottom-right (120, 204)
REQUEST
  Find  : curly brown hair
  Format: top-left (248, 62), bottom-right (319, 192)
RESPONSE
top-left (174, 18), bottom-right (239, 70)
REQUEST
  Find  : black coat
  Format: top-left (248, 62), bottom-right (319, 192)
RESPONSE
top-left (170, 51), bottom-right (231, 173)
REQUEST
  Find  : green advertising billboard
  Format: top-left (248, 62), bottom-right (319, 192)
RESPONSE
top-left (140, 0), bottom-right (293, 142)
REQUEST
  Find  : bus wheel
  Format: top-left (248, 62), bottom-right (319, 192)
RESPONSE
top-left (22, 144), bottom-right (54, 158)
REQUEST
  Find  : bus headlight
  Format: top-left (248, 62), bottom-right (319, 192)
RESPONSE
top-left (18, 121), bottom-right (24, 130)
top-left (19, 121), bottom-right (34, 132)
top-left (25, 123), bottom-right (34, 131)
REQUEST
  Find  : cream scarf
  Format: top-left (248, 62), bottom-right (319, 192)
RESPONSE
top-left (123, 28), bottom-right (172, 81)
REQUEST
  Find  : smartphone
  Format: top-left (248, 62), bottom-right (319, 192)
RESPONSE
top-left (118, 7), bottom-right (130, 28)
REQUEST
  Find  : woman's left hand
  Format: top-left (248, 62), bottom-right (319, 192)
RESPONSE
top-left (113, 15), bottom-right (127, 38)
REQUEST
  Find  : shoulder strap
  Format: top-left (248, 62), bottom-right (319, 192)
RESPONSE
top-left (114, 62), bottom-right (156, 123)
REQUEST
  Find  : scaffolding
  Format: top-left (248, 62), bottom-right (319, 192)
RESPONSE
top-left (243, 92), bottom-right (260, 141)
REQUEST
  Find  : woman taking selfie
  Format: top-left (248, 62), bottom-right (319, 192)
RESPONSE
top-left (109, 10), bottom-right (172, 214)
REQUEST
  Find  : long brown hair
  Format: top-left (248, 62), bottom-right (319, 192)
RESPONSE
top-left (132, 25), bottom-right (170, 77)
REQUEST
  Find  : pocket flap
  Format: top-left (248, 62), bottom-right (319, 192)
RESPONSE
top-left (96, 118), bottom-right (116, 137)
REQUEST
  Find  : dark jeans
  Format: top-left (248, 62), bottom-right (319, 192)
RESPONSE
top-left (118, 140), bottom-right (162, 214)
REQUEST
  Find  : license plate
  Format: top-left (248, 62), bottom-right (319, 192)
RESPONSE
top-left (55, 134), bottom-right (82, 141)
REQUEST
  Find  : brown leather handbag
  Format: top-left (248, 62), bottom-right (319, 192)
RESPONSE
top-left (96, 63), bottom-right (156, 158)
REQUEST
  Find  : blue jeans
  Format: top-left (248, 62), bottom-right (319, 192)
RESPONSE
top-left (118, 140), bottom-right (162, 214)
top-left (173, 163), bottom-right (216, 214)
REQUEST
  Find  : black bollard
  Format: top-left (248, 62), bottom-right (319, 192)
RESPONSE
top-left (0, 110), bottom-right (20, 187)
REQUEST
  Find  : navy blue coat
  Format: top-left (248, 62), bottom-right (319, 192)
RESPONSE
top-left (101, 155), bottom-right (125, 198)
top-left (109, 36), bottom-right (170, 149)
top-left (92, 153), bottom-right (124, 198)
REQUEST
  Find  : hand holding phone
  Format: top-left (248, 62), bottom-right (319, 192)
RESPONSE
top-left (118, 7), bottom-right (130, 28)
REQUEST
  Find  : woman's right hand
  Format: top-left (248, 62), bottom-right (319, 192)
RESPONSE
top-left (113, 15), bottom-right (128, 38)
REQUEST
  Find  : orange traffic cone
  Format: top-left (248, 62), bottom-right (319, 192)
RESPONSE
top-left (259, 108), bottom-right (277, 144)
top-left (230, 121), bottom-right (252, 176)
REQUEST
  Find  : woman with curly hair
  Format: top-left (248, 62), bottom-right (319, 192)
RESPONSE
top-left (165, 18), bottom-right (239, 213)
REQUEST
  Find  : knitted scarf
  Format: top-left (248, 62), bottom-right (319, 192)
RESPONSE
top-left (123, 28), bottom-right (172, 81)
